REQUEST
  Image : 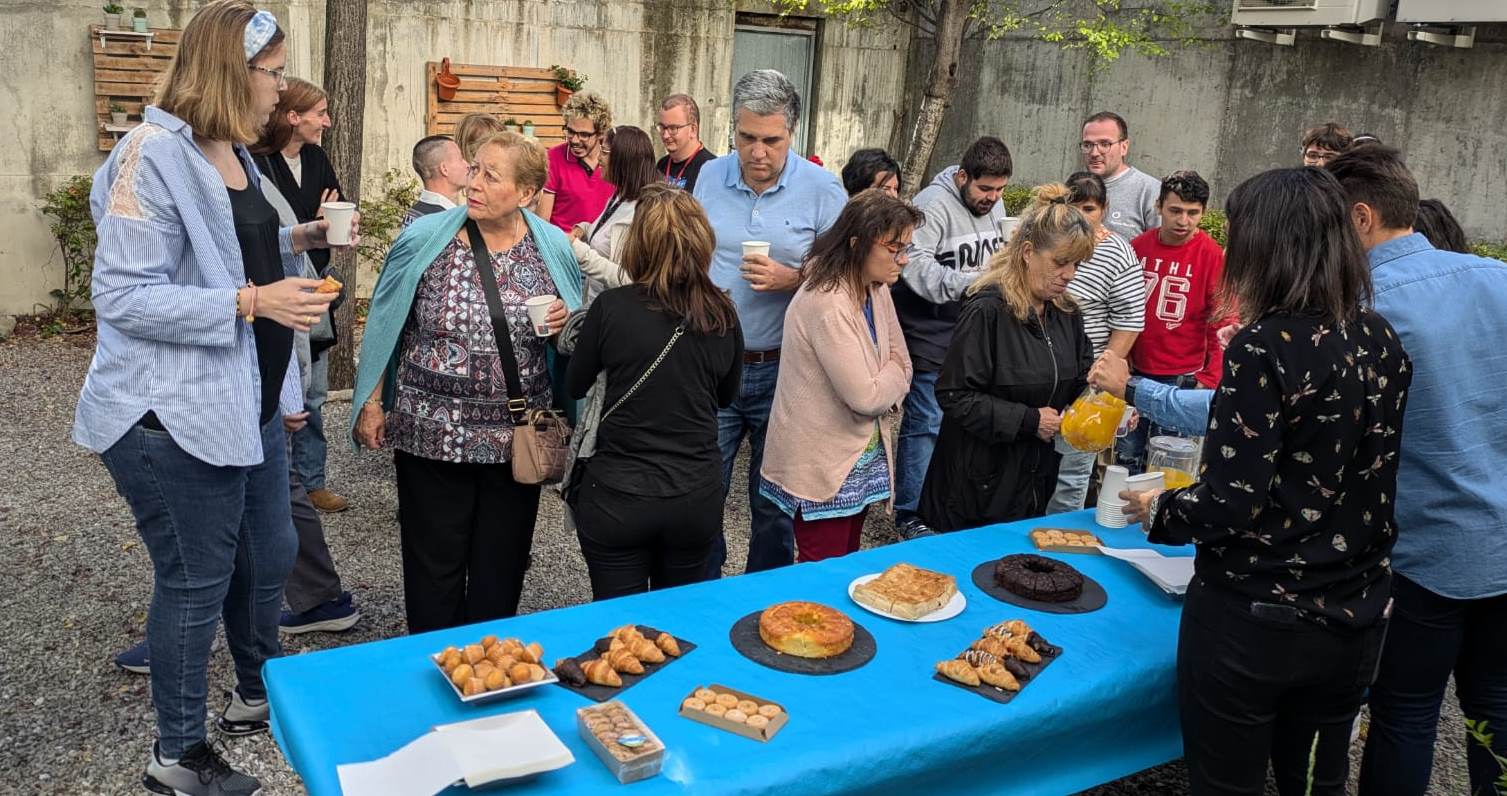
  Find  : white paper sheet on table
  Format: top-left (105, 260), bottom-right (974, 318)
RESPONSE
top-left (1096, 545), bottom-right (1195, 596)
top-left (336, 709), bottom-right (573, 796)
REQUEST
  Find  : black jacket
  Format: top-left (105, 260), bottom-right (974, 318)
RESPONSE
top-left (253, 144), bottom-right (343, 274)
top-left (918, 287), bottom-right (1092, 532)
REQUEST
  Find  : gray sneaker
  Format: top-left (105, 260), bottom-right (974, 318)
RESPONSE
top-left (215, 689), bottom-right (269, 737)
top-left (896, 516), bottom-right (937, 540)
top-left (143, 741), bottom-right (261, 796)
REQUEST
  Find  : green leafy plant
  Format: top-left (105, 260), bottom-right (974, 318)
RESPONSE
top-left (356, 169), bottom-right (421, 274)
top-left (1465, 719), bottom-right (1507, 795)
top-left (504, 117), bottom-right (519, 127)
top-left (39, 176), bottom-right (98, 323)
top-left (1199, 208), bottom-right (1228, 247)
top-left (1472, 240), bottom-right (1507, 264)
top-left (1001, 184), bottom-right (1034, 217)
top-left (133, 6), bottom-right (146, 18)
top-left (102, 3), bottom-right (124, 13)
top-left (108, 102), bottom-right (125, 113)
top-left (549, 65), bottom-right (586, 92)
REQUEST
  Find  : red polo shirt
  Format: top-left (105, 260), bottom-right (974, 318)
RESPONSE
top-left (543, 142), bottom-right (614, 232)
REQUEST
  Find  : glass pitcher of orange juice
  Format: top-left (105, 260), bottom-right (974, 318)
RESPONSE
top-left (1060, 387), bottom-right (1132, 453)
top-left (1146, 436), bottom-right (1200, 489)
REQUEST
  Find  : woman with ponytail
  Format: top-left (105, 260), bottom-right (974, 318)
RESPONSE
top-left (917, 184), bottom-right (1096, 532)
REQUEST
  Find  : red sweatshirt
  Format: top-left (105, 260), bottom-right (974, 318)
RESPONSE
top-left (1130, 228), bottom-right (1226, 387)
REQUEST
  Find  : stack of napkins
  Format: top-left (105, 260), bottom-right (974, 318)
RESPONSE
top-left (337, 709), bottom-right (573, 795)
top-left (1096, 545), bottom-right (1194, 596)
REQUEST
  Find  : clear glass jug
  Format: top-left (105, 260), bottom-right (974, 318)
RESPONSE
top-left (1146, 436), bottom-right (1200, 489)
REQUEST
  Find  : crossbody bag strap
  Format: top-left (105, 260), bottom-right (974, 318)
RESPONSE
top-left (465, 218), bottom-right (528, 424)
top-left (602, 323), bottom-right (685, 421)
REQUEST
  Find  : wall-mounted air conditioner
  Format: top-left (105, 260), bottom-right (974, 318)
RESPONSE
top-left (1398, 0), bottom-right (1507, 23)
top-left (1230, 0), bottom-right (1389, 28)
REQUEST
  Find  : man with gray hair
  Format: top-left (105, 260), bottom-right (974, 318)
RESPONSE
top-left (402, 134), bottom-right (467, 227)
top-left (655, 93), bottom-right (716, 192)
top-left (693, 69), bottom-right (847, 577)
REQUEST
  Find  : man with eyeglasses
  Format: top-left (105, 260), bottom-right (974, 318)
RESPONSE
top-left (537, 91), bottom-right (615, 232)
top-left (1080, 111), bottom-right (1160, 240)
top-left (655, 94), bottom-right (716, 192)
top-left (1299, 122), bottom-right (1353, 168)
top-left (890, 136), bottom-right (1012, 540)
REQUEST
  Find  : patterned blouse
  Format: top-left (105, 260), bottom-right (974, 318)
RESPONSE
top-left (1148, 310), bottom-right (1411, 629)
top-left (385, 233), bottom-right (558, 464)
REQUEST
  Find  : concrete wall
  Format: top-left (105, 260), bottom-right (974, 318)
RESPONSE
top-left (907, 22), bottom-right (1507, 241)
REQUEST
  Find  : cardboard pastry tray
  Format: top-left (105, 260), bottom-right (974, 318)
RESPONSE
top-left (676, 683), bottom-right (788, 742)
top-left (1029, 526), bottom-right (1105, 555)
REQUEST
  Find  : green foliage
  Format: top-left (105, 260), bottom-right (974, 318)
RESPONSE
top-left (1199, 208), bottom-right (1227, 247)
top-left (549, 65), bottom-right (587, 92)
top-left (102, 3), bottom-right (124, 13)
top-left (39, 175), bottom-right (98, 320)
top-left (1002, 184), bottom-right (1034, 216)
top-left (357, 169), bottom-right (421, 274)
top-left (1472, 240), bottom-right (1507, 264)
top-left (1464, 720), bottom-right (1507, 795)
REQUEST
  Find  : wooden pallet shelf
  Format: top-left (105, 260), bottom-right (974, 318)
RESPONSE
top-left (425, 61), bottom-right (567, 148)
top-left (91, 25), bottom-right (179, 151)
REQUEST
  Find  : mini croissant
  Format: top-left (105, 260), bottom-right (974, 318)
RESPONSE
top-left (582, 658), bottom-right (622, 687)
top-left (607, 648), bottom-right (645, 674)
top-left (976, 662), bottom-right (1021, 691)
top-left (1004, 635), bottom-right (1042, 664)
top-left (655, 632), bottom-right (681, 657)
top-left (936, 659), bottom-right (980, 687)
top-left (630, 637), bottom-right (665, 664)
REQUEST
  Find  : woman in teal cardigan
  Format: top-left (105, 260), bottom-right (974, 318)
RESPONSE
top-left (352, 131), bottom-right (583, 632)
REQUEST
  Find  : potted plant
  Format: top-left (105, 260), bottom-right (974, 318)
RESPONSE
top-left (103, 2), bottom-right (124, 30)
top-left (549, 65), bottom-right (586, 107)
top-left (521, 119), bottom-right (535, 137)
top-left (109, 102), bottom-right (128, 125)
top-left (132, 7), bottom-right (147, 33)
top-left (503, 117), bottom-right (519, 133)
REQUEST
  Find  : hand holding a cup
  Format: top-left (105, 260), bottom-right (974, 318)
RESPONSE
top-left (525, 295), bottom-right (567, 337)
top-left (297, 202), bottom-right (361, 252)
top-left (1119, 486), bottom-right (1163, 527)
top-left (739, 242), bottom-right (799, 293)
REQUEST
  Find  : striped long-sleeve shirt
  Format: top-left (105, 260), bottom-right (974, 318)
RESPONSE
top-left (1065, 231), bottom-right (1146, 356)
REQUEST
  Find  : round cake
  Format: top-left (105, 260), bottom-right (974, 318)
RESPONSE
top-left (993, 554), bottom-right (1084, 602)
top-left (758, 601), bottom-right (855, 658)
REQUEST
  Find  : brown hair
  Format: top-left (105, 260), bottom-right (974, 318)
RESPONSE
top-left (659, 94), bottom-right (701, 126)
top-left (802, 190), bottom-right (924, 302)
top-left (156, 0), bottom-right (285, 145)
top-left (251, 77), bottom-right (327, 156)
top-left (604, 126), bottom-right (658, 202)
top-left (562, 91), bottom-right (613, 133)
top-left (970, 183), bottom-right (1095, 321)
top-left (1324, 144), bottom-right (1420, 231)
top-left (1301, 122), bottom-right (1353, 153)
top-left (472, 131), bottom-right (548, 194)
top-left (619, 183), bottom-right (738, 336)
top-left (455, 112), bottom-right (505, 161)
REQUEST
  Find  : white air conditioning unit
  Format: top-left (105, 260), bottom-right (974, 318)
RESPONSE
top-left (1398, 0), bottom-right (1507, 23)
top-left (1231, 0), bottom-right (1389, 27)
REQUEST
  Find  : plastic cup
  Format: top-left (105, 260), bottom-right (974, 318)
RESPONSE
top-left (321, 201), bottom-right (356, 245)
top-left (1100, 465), bottom-right (1130, 503)
top-left (741, 241), bottom-right (771, 259)
top-left (999, 217), bottom-right (1021, 242)
top-left (525, 295), bottom-right (557, 337)
top-left (1096, 497), bottom-right (1128, 529)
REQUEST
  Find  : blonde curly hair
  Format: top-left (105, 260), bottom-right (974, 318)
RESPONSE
top-left (562, 91), bottom-right (613, 133)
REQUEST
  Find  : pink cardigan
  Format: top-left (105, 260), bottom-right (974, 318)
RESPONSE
top-left (761, 281), bottom-right (913, 505)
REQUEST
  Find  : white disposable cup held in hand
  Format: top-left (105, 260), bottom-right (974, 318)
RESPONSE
top-left (741, 241), bottom-right (771, 258)
top-left (525, 295), bottom-right (556, 337)
top-left (1100, 465), bottom-right (1130, 502)
top-left (321, 201), bottom-right (356, 245)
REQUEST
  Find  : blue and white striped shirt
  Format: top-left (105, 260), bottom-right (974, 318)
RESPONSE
top-left (73, 106), bottom-right (303, 467)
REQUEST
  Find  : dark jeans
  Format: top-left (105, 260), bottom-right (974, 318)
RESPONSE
top-left (572, 471), bottom-right (722, 601)
top-left (1117, 372), bottom-right (1199, 474)
top-left (394, 451), bottom-right (539, 634)
top-left (895, 367), bottom-right (942, 519)
top-left (1177, 579), bottom-right (1387, 796)
top-left (100, 418), bottom-right (296, 758)
top-left (1359, 574), bottom-right (1507, 796)
top-left (284, 436), bottom-right (343, 613)
top-left (709, 359), bottom-right (793, 577)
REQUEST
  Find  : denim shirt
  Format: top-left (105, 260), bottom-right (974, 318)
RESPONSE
top-left (1128, 377), bottom-right (1214, 437)
top-left (73, 106), bottom-right (303, 468)
top-left (1370, 233), bottom-right (1507, 599)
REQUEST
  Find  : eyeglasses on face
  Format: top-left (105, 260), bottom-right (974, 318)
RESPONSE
top-left (1079, 138), bottom-right (1126, 153)
top-left (249, 64), bottom-right (287, 87)
top-left (654, 122), bottom-right (693, 136)
top-left (879, 239), bottom-right (915, 263)
top-left (564, 128), bottom-right (600, 141)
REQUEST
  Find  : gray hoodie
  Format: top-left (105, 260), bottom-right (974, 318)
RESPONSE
top-left (891, 165), bottom-right (1006, 371)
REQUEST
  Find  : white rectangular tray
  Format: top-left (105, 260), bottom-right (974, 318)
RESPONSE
top-left (1097, 545), bottom-right (1194, 596)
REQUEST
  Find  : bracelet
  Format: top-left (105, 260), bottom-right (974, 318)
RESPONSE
top-left (244, 282), bottom-right (259, 322)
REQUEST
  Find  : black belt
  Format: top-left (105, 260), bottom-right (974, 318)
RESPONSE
top-left (743, 348), bottom-right (780, 364)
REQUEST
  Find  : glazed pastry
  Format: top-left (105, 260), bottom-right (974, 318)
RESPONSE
top-left (704, 703), bottom-right (727, 717)
top-left (714, 693), bottom-right (738, 708)
top-left (736, 700), bottom-right (759, 715)
top-left (976, 662), bottom-right (1022, 691)
top-left (682, 697), bottom-right (707, 711)
top-left (746, 714), bottom-right (771, 730)
top-left (1004, 619), bottom-right (1032, 638)
top-left (1003, 657), bottom-right (1031, 681)
top-left (1026, 631), bottom-right (1062, 657)
top-left (629, 637), bottom-right (665, 664)
top-left (463, 644), bottom-right (486, 665)
top-left (981, 622), bottom-right (1013, 640)
top-left (582, 658), bottom-right (623, 687)
top-left (607, 648), bottom-right (644, 675)
top-left (525, 663), bottom-right (547, 682)
top-left (655, 632), bottom-right (682, 657)
top-left (937, 659), bottom-right (981, 686)
top-left (757, 704), bottom-right (782, 719)
top-left (462, 677), bottom-right (486, 696)
top-left (449, 663), bottom-right (474, 687)
top-left (483, 669), bottom-right (510, 691)
top-left (480, 635), bottom-right (499, 649)
top-left (725, 709), bottom-right (748, 723)
top-left (553, 657), bottom-right (586, 687)
top-left (959, 649), bottom-right (998, 668)
top-left (694, 688), bottom-right (718, 702)
top-left (1004, 635), bottom-right (1042, 663)
top-left (971, 637), bottom-right (1012, 660)
top-left (508, 662), bottom-right (532, 683)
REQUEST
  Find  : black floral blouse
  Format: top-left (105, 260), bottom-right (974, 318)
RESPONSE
top-left (1148, 309), bottom-right (1411, 629)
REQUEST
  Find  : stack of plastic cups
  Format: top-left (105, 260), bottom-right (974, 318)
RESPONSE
top-left (1096, 465), bottom-right (1130, 528)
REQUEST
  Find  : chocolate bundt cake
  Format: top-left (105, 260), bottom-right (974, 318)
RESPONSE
top-left (993, 554), bottom-right (1084, 602)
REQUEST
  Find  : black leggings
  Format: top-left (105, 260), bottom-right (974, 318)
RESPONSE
top-left (572, 471), bottom-right (722, 601)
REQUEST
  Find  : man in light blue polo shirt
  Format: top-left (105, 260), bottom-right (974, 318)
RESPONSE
top-left (693, 69), bottom-right (847, 576)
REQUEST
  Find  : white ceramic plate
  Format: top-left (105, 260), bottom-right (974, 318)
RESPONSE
top-left (432, 655), bottom-right (559, 704)
top-left (847, 573), bottom-right (967, 622)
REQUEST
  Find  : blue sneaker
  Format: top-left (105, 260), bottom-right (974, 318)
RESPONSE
top-left (279, 591), bottom-right (360, 635)
top-left (114, 639), bottom-right (150, 674)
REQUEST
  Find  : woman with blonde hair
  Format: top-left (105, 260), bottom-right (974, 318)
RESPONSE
top-left (564, 183), bottom-right (742, 599)
top-left (918, 184), bottom-right (1096, 532)
top-left (454, 112), bottom-right (506, 161)
top-left (759, 190), bottom-right (921, 561)
top-left (75, 2), bottom-right (347, 792)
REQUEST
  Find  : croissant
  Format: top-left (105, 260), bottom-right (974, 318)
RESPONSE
top-left (607, 648), bottom-right (645, 674)
top-left (1004, 636), bottom-right (1042, 664)
top-left (1004, 620), bottom-right (1032, 638)
top-left (971, 637), bottom-right (1012, 660)
top-left (517, 641), bottom-right (544, 665)
top-left (976, 662), bottom-right (1021, 691)
top-left (611, 624), bottom-right (646, 645)
top-left (583, 658), bottom-right (622, 687)
top-left (655, 632), bottom-right (682, 657)
top-left (630, 637), bottom-right (665, 664)
top-left (958, 649), bottom-right (998, 668)
top-left (981, 622), bottom-right (1013, 640)
top-left (936, 659), bottom-right (980, 686)
top-left (593, 637), bottom-right (617, 654)
top-left (552, 657), bottom-right (586, 688)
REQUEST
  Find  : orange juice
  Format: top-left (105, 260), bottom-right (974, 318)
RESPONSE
top-left (1061, 389), bottom-right (1126, 453)
top-left (1153, 467), bottom-right (1196, 489)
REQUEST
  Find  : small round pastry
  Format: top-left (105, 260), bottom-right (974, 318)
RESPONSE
top-left (463, 644), bottom-right (486, 665)
top-left (694, 688), bottom-right (718, 702)
top-left (508, 662), bottom-right (531, 683)
top-left (526, 663), bottom-right (548, 682)
top-left (724, 709), bottom-right (748, 723)
top-left (746, 714), bottom-right (771, 729)
top-left (682, 697), bottom-right (707, 711)
top-left (757, 704), bottom-right (782, 719)
top-left (480, 635), bottom-right (499, 649)
top-left (483, 669), bottom-right (510, 691)
top-left (440, 650), bottom-right (463, 672)
top-left (714, 693), bottom-right (738, 708)
top-left (473, 661), bottom-right (496, 679)
top-left (462, 677), bottom-right (486, 696)
top-left (705, 703), bottom-right (727, 717)
top-left (758, 601), bottom-right (855, 658)
top-left (449, 663), bottom-right (473, 687)
top-left (736, 699), bottom-right (758, 715)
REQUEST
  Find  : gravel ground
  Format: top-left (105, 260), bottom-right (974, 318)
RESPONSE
top-left (0, 335), bottom-right (1474, 795)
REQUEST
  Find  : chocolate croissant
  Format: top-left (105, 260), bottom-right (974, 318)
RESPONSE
top-left (1026, 631), bottom-right (1061, 657)
top-left (976, 662), bottom-right (1021, 691)
top-left (593, 636), bottom-right (617, 654)
top-left (971, 637), bottom-right (1012, 660)
top-left (936, 659), bottom-right (980, 686)
top-left (1003, 657), bottom-right (1031, 681)
top-left (630, 637), bottom-right (665, 664)
top-left (655, 632), bottom-right (682, 657)
top-left (582, 657), bottom-right (622, 687)
top-left (959, 649), bottom-right (998, 668)
top-left (607, 648), bottom-right (644, 674)
top-left (553, 657), bottom-right (587, 687)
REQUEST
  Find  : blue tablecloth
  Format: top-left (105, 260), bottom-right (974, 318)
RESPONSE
top-left (265, 511), bottom-right (1193, 795)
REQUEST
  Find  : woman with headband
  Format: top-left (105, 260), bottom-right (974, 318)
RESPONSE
top-left (74, 3), bottom-right (352, 793)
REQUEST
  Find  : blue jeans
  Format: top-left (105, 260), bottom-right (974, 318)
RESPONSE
top-left (708, 359), bottom-right (792, 577)
top-left (1048, 449), bottom-right (1096, 514)
top-left (1116, 372), bottom-right (1199, 474)
top-left (101, 418), bottom-right (296, 757)
top-left (895, 368), bottom-right (942, 518)
top-left (290, 353), bottom-right (328, 491)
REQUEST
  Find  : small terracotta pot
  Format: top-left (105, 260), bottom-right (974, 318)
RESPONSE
top-left (555, 85), bottom-right (574, 107)
top-left (436, 57), bottom-right (461, 102)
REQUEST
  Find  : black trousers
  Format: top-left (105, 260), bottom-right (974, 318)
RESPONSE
top-left (572, 470), bottom-right (722, 602)
top-left (284, 459), bottom-right (344, 613)
top-left (1177, 579), bottom-right (1387, 796)
top-left (395, 451), bottom-right (539, 634)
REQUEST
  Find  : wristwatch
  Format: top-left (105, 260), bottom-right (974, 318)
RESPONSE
top-left (1124, 377), bottom-right (1139, 408)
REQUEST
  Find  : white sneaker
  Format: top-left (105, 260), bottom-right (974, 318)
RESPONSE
top-left (215, 689), bottom-right (269, 737)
